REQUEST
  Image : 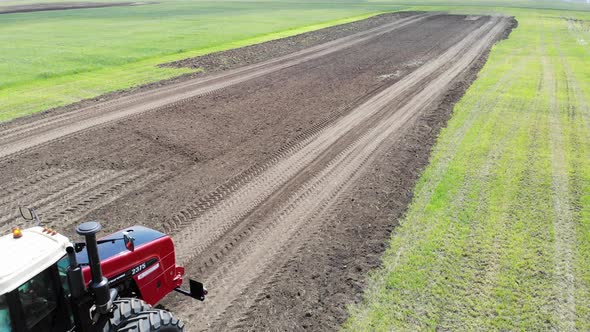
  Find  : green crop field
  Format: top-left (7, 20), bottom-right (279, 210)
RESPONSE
top-left (345, 2), bottom-right (590, 331)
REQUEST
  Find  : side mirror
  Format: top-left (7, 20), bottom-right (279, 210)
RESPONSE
top-left (123, 231), bottom-right (135, 252)
top-left (19, 207), bottom-right (34, 220)
top-left (19, 207), bottom-right (40, 226)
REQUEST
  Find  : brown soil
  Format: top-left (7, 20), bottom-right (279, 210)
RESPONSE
top-left (0, 12), bottom-right (516, 331)
top-left (0, 2), bottom-right (156, 14)
top-left (163, 12), bottom-right (419, 73)
top-left (233, 29), bottom-right (517, 332)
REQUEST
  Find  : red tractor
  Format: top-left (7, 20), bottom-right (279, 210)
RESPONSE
top-left (0, 208), bottom-right (206, 331)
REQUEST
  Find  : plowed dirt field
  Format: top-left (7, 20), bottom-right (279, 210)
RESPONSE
top-left (0, 12), bottom-right (514, 331)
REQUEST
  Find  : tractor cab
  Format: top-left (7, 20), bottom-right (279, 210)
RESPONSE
top-left (0, 226), bottom-right (75, 332)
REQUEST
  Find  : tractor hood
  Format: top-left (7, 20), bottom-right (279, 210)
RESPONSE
top-left (75, 225), bottom-right (165, 265)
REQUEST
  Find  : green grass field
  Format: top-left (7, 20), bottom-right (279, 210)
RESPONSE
top-left (345, 3), bottom-right (590, 330)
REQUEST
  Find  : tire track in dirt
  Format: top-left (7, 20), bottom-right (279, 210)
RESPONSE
top-left (162, 17), bottom-right (510, 329)
top-left (168, 17), bottom-right (501, 264)
top-left (0, 167), bottom-right (73, 209)
top-left (0, 169), bottom-right (104, 227)
top-left (0, 13), bottom-right (458, 244)
top-left (0, 159), bottom-right (183, 235)
top-left (0, 13), bottom-right (433, 161)
top-left (226, 194), bottom-right (356, 330)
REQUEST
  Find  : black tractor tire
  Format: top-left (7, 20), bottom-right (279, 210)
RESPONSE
top-left (102, 298), bottom-right (152, 331)
top-left (115, 309), bottom-right (184, 332)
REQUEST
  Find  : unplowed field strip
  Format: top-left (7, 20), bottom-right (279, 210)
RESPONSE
top-left (0, 13), bottom-right (513, 331)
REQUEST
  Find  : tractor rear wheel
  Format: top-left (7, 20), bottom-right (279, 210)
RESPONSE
top-left (115, 309), bottom-right (184, 331)
top-left (102, 297), bottom-right (152, 331)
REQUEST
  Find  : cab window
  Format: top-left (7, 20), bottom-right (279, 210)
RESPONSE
top-left (2, 256), bottom-right (74, 332)
top-left (0, 295), bottom-right (11, 332)
top-left (56, 255), bottom-right (74, 326)
top-left (17, 269), bottom-right (58, 330)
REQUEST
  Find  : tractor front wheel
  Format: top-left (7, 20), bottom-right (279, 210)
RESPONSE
top-left (115, 309), bottom-right (184, 331)
top-left (102, 297), bottom-right (152, 331)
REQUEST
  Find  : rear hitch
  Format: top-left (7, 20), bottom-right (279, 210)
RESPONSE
top-left (174, 279), bottom-right (207, 301)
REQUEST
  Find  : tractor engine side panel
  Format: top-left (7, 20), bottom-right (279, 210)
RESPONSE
top-left (131, 236), bottom-right (183, 304)
top-left (82, 235), bottom-right (182, 305)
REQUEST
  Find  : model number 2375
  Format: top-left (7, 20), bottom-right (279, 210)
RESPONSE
top-left (131, 262), bottom-right (147, 275)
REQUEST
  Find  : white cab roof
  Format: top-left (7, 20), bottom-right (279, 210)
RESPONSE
top-left (0, 226), bottom-right (71, 295)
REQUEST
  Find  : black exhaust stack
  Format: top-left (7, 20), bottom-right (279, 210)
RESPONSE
top-left (76, 221), bottom-right (113, 315)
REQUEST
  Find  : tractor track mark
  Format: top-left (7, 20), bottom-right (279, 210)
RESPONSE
top-left (189, 135), bottom-right (365, 276)
top-left (0, 161), bottom-right (180, 233)
top-left (0, 169), bottom-right (124, 231)
top-left (0, 169), bottom-right (104, 229)
top-left (170, 16), bottom-right (501, 264)
top-left (60, 163), bottom-right (185, 229)
top-left (42, 169), bottom-right (152, 227)
top-left (163, 17), bottom-right (509, 328)
top-left (161, 82), bottom-right (388, 235)
top-left (43, 161), bottom-right (183, 232)
top-left (227, 191), bottom-right (354, 331)
top-left (0, 167), bottom-right (73, 209)
top-left (0, 13), bottom-right (432, 161)
top-left (189, 132), bottom-right (371, 327)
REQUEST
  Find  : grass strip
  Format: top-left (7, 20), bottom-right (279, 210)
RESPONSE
top-left (345, 7), bottom-right (590, 330)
